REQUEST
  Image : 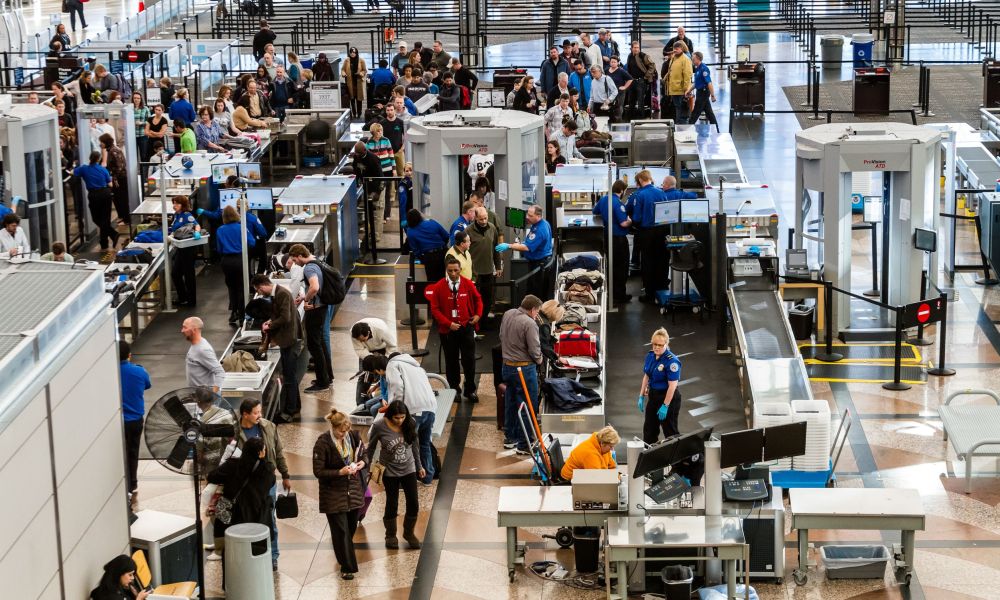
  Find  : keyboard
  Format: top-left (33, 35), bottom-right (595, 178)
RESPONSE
top-left (645, 473), bottom-right (690, 504)
top-left (723, 478), bottom-right (769, 502)
top-left (666, 235), bottom-right (696, 244)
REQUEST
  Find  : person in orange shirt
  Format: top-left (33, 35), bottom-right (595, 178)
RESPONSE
top-left (561, 425), bottom-right (620, 481)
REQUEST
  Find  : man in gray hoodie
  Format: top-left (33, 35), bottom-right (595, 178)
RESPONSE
top-left (363, 352), bottom-right (438, 483)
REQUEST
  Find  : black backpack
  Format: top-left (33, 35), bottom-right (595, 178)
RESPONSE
top-left (310, 260), bottom-right (347, 305)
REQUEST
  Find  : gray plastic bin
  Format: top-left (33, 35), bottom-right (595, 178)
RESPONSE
top-left (820, 545), bottom-right (890, 579)
top-left (820, 35), bottom-right (844, 69)
top-left (224, 523), bottom-right (275, 599)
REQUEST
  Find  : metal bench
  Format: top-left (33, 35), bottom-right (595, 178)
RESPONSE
top-left (939, 389), bottom-right (1000, 493)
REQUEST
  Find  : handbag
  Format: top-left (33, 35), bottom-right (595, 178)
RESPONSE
top-left (368, 461), bottom-right (386, 486)
top-left (215, 461), bottom-right (256, 525)
top-left (275, 491), bottom-right (298, 519)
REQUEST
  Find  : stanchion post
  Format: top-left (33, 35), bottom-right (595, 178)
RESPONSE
top-left (928, 292), bottom-right (956, 376)
top-left (815, 281), bottom-right (843, 362)
top-left (883, 308), bottom-right (912, 390)
top-left (911, 270), bottom-right (933, 346)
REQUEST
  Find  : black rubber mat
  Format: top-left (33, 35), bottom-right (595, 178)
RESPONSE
top-left (799, 343), bottom-right (921, 363)
top-left (805, 362), bottom-right (927, 384)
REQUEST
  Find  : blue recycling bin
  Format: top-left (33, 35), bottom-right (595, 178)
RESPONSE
top-left (851, 34), bottom-right (874, 68)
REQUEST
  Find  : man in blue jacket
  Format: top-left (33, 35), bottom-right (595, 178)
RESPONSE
top-left (119, 340), bottom-right (151, 500)
top-left (568, 60), bottom-right (592, 109)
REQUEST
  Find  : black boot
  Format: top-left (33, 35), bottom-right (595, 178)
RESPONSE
top-left (402, 515), bottom-right (421, 549)
top-left (383, 517), bottom-right (399, 549)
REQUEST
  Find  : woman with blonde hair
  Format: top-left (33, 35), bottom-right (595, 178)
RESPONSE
top-left (313, 409), bottom-right (366, 580)
top-left (638, 328), bottom-right (682, 443)
top-left (560, 425), bottom-right (619, 481)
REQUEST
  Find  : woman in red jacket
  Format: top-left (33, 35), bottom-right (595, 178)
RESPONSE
top-left (425, 256), bottom-right (483, 401)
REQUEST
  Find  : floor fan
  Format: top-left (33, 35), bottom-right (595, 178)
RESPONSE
top-left (144, 387), bottom-right (237, 600)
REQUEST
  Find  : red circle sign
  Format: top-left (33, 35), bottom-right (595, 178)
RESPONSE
top-left (916, 303), bottom-right (931, 323)
top-left (127, 51), bottom-right (139, 62)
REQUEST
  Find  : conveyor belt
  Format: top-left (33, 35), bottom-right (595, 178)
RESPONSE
top-left (732, 291), bottom-right (798, 359)
top-left (799, 343), bottom-right (922, 363)
top-left (806, 362), bottom-right (927, 384)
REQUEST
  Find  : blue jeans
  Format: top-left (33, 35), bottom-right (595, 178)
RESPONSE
top-left (502, 363), bottom-right (539, 450)
top-left (414, 411), bottom-right (436, 482)
top-left (269, 484), bottom-right (279, 561)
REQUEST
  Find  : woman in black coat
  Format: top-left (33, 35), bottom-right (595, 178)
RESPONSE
top-left (89, 554), bottom-right (149, 600)
top-left (512, 75), bottom-right (539, 113)
top-left (313, 408), bottom-right (367, 579)
top-left (207, 437), bottom-right (275, 556)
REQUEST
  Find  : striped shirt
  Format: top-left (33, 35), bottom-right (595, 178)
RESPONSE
top-left (366, 136), bottom-right (395, 175)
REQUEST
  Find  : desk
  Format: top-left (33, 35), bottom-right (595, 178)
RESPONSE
top-left (790, 488), bottom-right (925, 586)
top-left (605, 515), bottom-right (749, 600)
top-left (779, 280), bottom-right (825, 335)
top-left (268, 124), bottom-right (305, 171)
top-left (496, 485), bottom-right (623, 581)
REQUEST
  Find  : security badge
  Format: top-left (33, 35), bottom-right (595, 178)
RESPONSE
top-left (528, 232), bottom-right (536, 240)
top-left (657, 364), bottom-right (664, 372)
top-left (669, 363), bottom-right (679, 373)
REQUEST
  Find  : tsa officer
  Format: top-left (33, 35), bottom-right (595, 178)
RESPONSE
top-left (495, 204), bottom-right (553, 300)
top-left (638, 327), bottom-right (682, 444)
top-left (685, 51), bottom-right (717, 129)
top-left (628, 169), bottom-right (668, 302)
top-left (592, 179), bottom-right (632, 304)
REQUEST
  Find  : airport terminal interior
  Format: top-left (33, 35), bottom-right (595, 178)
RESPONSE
top-left (5, 0), bottom-right (1000, 599)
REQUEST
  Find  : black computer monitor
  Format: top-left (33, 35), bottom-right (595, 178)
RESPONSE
top-left (219, 188), bottom-right (240, 209)
top-left (220, 188), bottom-right (274, 211)
top-left (681, 199), bottom-right (710, 223)
top-left (211, 162), bottom-right (236, 184)
top-left (506, 206), bottom-right (526, 229)
top-left (672, 427), bottom-right (713, 463)
top-left (238, 162), bottom-right (262, 184)
top-left (763, 421), bottom-right (807, 461)
top-left (913, 227), bottom-right (937, 252)
top-left (653, 200), bottom-right (680, 225)
top-left (632, 437), bottom-right (679, 479)
top-left (720, 428), bottom-right (764, 468)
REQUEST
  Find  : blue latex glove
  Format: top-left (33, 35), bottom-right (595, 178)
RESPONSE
top-left (193, 231), bottom-right (202, 240)
top-left (195, 208), bottom-right (205, 216)
top-left (401, 220), bottom-right (408, 228)
top-left (495, 242), bottom-right (510, 253)
top-left (657, 403), bottom-right (669, 421)
top-left (637, 395), bottom-right (646, 413)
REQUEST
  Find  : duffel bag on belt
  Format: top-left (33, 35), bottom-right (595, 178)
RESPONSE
top-left (554, 329), bottom-right (597, 358)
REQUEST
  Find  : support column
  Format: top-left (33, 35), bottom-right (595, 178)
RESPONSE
top-left (459, 0), bottom-right (484, 68)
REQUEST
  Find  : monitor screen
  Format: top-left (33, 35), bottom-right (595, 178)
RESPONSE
top-left (863, 196), bottom-right (883, 223)
top-left (720, 428), bottom-right (764, 468)
top-left (211, 162), bottom-right (237, 184)
top-left (763, 421), bottom-right (807, 462)
top-left (617, 166), bottom-right (672, 189)
top-left (786, 249), bottom-right (807, 268)
top-left (219, 188), bottom-right (274, 211)
top-left (238, 162), bottom-right (262, 184)
top-left (680, 199), bottom-right (710, 223)
top-left (914, 227), bottom-right (937, 252)
top-left (737, 44), bottom-right (751, 63)
top-left (653, 201), bottom-right (680, 225)
top-left (506, 206), bottom-right (526, 229)
top-left (632, 437), bottom-right (679, 479)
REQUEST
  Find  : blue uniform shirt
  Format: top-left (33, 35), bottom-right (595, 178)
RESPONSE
top-left (216, 222), bottom-right (256, 254)
top-left (629, 184), bottom-right (666, 229)
top-left (371, 67), bottom-right (395, 87)
top-left (449, 216), bottom-right (471, 246)
top-left (643, 350), bottom-right (682, 391)
top-left (0, 204), bottom-right (10, 221)
top-left (663, 188), bottom-right (698, 201)
top-left (170, 211), bottom-right (198, 232)
top-left (524, 218), bottom-right (553, 261)
top-left (203, 208), bottom-right (268, 239)
top-left (73, 163), bottom-right (112, 189)
top-left (592, 194), bottom-right (630, 237)
top-left (693, 63), bottom-right (712, 90)
top-left (120, 361), bottom-right (151, 422)
top-left (406, 219), bottom-right (450, 255)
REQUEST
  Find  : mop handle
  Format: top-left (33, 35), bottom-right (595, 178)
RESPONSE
top-left (517, 366), bottom-right (553, 476)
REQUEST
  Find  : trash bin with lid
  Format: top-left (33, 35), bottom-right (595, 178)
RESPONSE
top-left (820, 35), bottom-right (844, 69)
top-left (851, 33), bottom-right (875, 68)
top-left (224, 523), bottom-right (275, 600)
top-left (660, 565), bottom-right (694, 600)
top-left (788, 304), bottom-right (815, 340)
top-left (572, 528), bottom-right (600, 573)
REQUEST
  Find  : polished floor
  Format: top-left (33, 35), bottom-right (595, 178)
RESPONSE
top-left (105, 18), bottom-right (1000, 600)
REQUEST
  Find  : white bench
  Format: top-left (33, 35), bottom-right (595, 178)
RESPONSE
top-left (939, 389), bottom-right (1000, 493)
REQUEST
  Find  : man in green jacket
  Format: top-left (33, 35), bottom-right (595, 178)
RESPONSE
top-left (174, 119), bottom-right (197, 153)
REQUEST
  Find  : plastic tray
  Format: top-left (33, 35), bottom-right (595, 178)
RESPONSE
top-left (820, 545), bottom-right (890, 579)
top-left (770, 459), bottom-right (835, 489)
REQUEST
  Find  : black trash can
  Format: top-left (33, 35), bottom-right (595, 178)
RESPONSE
top-left (660, 565), bottom-right (694, 600)
top-left (572, 529), bottom-right (600, 573)
top-left (788, 304), bottom-right (815, 340)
